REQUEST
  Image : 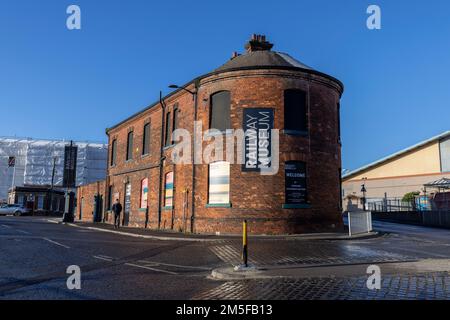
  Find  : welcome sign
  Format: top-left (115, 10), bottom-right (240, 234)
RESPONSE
top-left (243, 108), bottom-right (274, 172)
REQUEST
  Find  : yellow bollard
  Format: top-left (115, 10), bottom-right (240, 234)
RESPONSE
top-left (242, 220), bottom-right (248, 267)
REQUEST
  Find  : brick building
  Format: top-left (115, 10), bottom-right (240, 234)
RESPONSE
top-left (77, 35), bottom-right (344, 235)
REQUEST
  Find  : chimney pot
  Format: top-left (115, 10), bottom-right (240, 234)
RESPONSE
top-left (245, 34), bottom-right (274, 52)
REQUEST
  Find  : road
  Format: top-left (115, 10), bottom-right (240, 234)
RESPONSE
top-left (0, 216), bottom-right (449, 299)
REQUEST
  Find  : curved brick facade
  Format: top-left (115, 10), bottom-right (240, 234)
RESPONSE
top-left (77, 36), bottom-right (344, 235)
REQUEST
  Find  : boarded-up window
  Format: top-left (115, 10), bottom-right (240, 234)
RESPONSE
top-left (142, 123), bottom-right (150, 155)
top-left (210, 91), bottom-right (231, 131)
top-left (110, 139), bottom-right (117, 166)
top-left (284, 89), bottom-right (307, 132)
top-left (126, 131), bottom-right (133, 161)
top-left (141, 178), bottom-right (149, 208)
top-left (164, 172), bottom-right (174, 207)
top-left (208, 161), bottom-right (230, 204)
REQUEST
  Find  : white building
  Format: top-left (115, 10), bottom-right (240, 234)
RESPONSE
top-left (0, 137), bottom-right (108, 202)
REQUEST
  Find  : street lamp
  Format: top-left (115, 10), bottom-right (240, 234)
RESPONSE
top-left (361, 177), bottom-right (367, 211)
top-left (168, 84), bottom-right (196, 99)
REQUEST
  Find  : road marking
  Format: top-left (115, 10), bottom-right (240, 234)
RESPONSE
top-left (93, 255), bottom-right (113, 261)
top-left (42, 237), bottom-right (70, 249)
top-left (139, 260), bottom-right (211, 270)
top-left (125, 262), bottom-right (178, 275)
top-left (0, 224), bottom-right (12, 229)
top-left (16, 229), bottom-right (31, 235)
top-left (46, 219), bottom-right (60, 224)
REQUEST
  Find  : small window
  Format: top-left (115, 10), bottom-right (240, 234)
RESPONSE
top-left (208, 161), bottom-right (230, 204)
top-left (164, 172), bottom-right (174, 207)
top-left (210, 91), bottom-right (231, 131)
top-left (126, 131), bottom-right (133, 161)
top-left (165, 112), bottom-right (171, 146)
top-left (110, 139), bottom-right (117, 166)
top-left (284, 89), bottom-right (307, 132)
top-left (142, 123), bottom-right (150, 155)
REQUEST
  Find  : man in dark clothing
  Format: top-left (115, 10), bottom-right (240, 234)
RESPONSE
top-left (112, 199), bottom-right (122, 229)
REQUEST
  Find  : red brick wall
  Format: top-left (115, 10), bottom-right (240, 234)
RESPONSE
top-left (76, 180), bottom-right (105, 223)
top-left (95, 68), bottom-right (343, 235)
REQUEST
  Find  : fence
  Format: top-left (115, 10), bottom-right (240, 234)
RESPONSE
top-left (348, 211), bottom-right (373, 236)
top-left (372, 210), bottom-right (450, 229)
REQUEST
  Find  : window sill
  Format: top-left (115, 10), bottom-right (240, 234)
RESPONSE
top-left (125, 159), bottom-right (133, 163)
top-left (162, 206), bottom-right (173, 210)
top-left (282, 203), bottom-right (311, 209)
top-left (138, 208), bottom-right (148, 212)
top-left (206, 203), bottom-right (232, 208)
top-left (282, 130), bottom-right (308, 137)
top-left (163, 144), bottom-right (176, 150)
top-left (204, 130), bottom-right (234, 138)
top-left (141, 153), bottom-right (150, 158)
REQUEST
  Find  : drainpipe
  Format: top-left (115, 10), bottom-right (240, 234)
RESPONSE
top-left (158, 91), bottom-right (167, 229)
top-left (191, 80), bottom-right (200, 233)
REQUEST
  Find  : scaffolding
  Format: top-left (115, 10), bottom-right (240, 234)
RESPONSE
top-left (0, 137), bottom-right (107, 201)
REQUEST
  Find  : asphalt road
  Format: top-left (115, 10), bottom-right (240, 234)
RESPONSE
top-left (0, 216), bottom-right (449, 299)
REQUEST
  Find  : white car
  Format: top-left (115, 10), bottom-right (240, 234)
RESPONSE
top-left (0, 204), bottom-right (32, 216)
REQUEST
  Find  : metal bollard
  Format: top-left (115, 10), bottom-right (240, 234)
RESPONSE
top-left (242, 220), bottom-right (248, 267)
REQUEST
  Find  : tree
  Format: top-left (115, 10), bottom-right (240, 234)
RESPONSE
top-left (402, 191), bottom-right (420, 203)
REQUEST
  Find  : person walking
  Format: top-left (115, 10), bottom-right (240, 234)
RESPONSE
top-left (112, 199), bottom-right (122, 229)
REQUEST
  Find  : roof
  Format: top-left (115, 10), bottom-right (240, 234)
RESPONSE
top-left (343, 130), bottom-right (450, 180)
top-left (106, 35), bottom-right (343, 133)
top-left (215, 51), bottom-right (314, 72)
top-left (424, 177), bottom-right (450, 189)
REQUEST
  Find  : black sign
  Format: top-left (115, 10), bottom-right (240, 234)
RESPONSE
top-left (8, 156), bottom-right (15, 167)
top-left (243, 108), bottom-right (274, 171)
top-left (63, 144), bottom-right (78, 188)
top-left (285, 161), bottom-right (307, 204)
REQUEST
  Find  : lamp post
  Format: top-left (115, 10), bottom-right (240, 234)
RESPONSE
top-left (168, 83), bottom-right (199, 233)
top-left (361, 177), bottom-right (367, 211)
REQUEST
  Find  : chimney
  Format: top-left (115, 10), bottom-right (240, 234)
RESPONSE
top-left (231, 51), bottom-right (240, 59)
top-left (245, 34), bottom-right (273, 52)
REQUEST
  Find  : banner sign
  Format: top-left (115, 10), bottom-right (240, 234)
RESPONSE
top-left (243, 108), bottom-right (274, 171)
top-left (285, 161), bottom-right (307, 204)
top-left (8, 156), bottom-right (15, 167)
top-left (124, 183), bottom-right (131, 213)
top-left (63, 144), bottom-right (78, 188)
top-left (141, 178), bottom-right (148, 208)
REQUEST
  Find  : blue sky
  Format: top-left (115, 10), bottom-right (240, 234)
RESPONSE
top-left (0, 0), bottom-right (449, 171)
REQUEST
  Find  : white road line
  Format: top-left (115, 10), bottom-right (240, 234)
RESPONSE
top-left (46, 219), bottom-right (60, 224)
top-left (93, 255), bottom-right (113, 261)
top-left (42, 237), bottom-right (70, 249)
top-left (0, 224), bottom-right (12, 229)
top-left (16, 229), bottom-right (31, 235)
top-left (139, 260), bottom-right (211, 270)
top-left (125, 262), bottom-right (178, 275)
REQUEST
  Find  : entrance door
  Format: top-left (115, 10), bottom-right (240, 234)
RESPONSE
top-left (123, 183), bottom-right (131, 226)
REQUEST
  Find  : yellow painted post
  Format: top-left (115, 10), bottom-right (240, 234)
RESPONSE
top-left (242, 220), bottom-right (248, 267)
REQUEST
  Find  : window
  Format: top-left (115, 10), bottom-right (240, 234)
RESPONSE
top-left (126, 131), bottom-right (133, 161)
top-left (165, 112), bottom-right (171, 146)
top-left (142, 123), bottom-right (150, 155)
top-left (284, 161), bottom-right (307, 205)
top-left (110, 139), bottom-right (117, 166)
top-left (210, 91), bottom-right (231, 131)
top-left (164, 172), bottom-right (174, 207)
top-left (208, 161), bottom-right (230, 204)
top-left (172, 105), bottom-right (178, 144)
top-left (284, 89), bottom-right (307, 132)
top-left (37, 196), bottom-right (44, 210)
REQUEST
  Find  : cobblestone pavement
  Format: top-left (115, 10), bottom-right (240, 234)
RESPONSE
top-left (208, 235), bottom-right (414, 267)
top-left (194, 272), bottom-right (450, 300)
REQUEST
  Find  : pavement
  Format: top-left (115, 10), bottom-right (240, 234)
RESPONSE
top-left (0, 216), bottom-right (449, 299)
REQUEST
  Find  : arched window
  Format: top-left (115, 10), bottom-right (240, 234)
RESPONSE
top-left (142, 123), bottom-right (150, 155)
top-left (284, 89), bottom-right (307, 132)
top-left (210, 91), bottom-right (231, 131)
top-left (126, 131), bottom-right (133, 160)
top-left (208, 161), bottom-right (230, 205)
top-left (110, 139), bottom-right (117, 166)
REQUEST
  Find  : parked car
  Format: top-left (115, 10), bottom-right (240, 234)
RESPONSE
top-left (0, 204), bottom-right (32, 216)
